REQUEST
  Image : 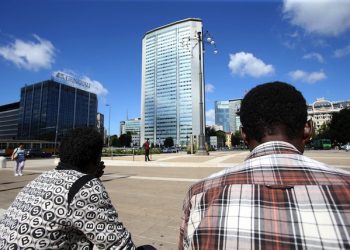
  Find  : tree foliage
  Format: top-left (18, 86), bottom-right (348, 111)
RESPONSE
top-left (119, 133), bottom-right (132, 147)
top-left (205, 127), bottom-right (216, 137)
top-left (231, 130), bottom-right (242, 146)
top-left (315, 123), bottom-right (331, 139)
top-left (215, 130), bottom-right (226, 142)
top-left (110, 135), bottom-right (119, 147)
top-left (329, 108), bottom-right (350, 143)
top-left (164, 137), bottom-right (174, 147)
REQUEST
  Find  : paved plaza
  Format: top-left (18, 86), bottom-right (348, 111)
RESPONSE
top-left (1, 150), bottom-right (350, 249)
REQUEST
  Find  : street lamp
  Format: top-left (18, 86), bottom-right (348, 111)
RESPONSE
top-left (182, 30), bottom-right (218, 155)
top-left (106, 104), bottom-right (112, 158)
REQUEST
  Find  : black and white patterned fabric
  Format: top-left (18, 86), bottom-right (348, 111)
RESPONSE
top-left (0, 169), bottom-right (135, 249)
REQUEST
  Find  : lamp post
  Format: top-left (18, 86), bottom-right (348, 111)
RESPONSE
top-left (106, 104), bottom-right (112, 158)
top-left (182, 30), bottom-right (217, 155)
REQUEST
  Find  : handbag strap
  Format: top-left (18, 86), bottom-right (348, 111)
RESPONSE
top-left (68, 174), bottom-right (96, 206)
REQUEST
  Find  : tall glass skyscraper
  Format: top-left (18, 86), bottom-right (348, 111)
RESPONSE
top-left (18, 80), bottom-right (97, 140)
top-left (215, 101), bottom-right (230, 132)
top-left (141, 18), bottom-right (204, 146)
top-left (229, 99), bottom-right (242, 133)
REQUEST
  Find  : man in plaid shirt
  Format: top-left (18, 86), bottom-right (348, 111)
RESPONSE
top-left (179, 82), bottom-right (350, 249)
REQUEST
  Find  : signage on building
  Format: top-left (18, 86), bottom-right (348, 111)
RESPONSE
top-left (52, 72), bottom-right (91, 90)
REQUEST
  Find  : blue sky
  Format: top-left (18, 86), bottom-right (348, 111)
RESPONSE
top-left (1, 0), bottom-right (350, 135)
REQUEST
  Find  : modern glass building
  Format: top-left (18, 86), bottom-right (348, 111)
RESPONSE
top-left (141, 18), bottom-right (204, 146)
top-left (124, 118), bottom-right (141, 135)
top-left (215, 101), bottom-right (230, 132)
top-left (214, 99), bottom-right (242, 133)
top-left (18, 80), bottom-right (97, 140)
top-left (120, 118), bottom-right (141, 146)
top-left (0, 102), bottom-right (20, 140)
top-left (229, 99), bottom-right (242, 133)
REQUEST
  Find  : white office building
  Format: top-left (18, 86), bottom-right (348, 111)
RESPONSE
top-left (141, 18), bottom-right (204, 146)
top-left (308, 98), bottom-right (350, 132)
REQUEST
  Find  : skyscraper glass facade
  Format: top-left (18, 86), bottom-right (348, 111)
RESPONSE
top-left (124, 118), bottom-right (141, 135)
top-left (215, 101), bottom-right (230, 132)
top-left (141, 18), bottom-right (203, 146)
top-left (0, 102), bottom-right (19, 140)
top-left (229, 99), bottom-right (242, 133)
top-left (18, 80), bottom-right (97, 140)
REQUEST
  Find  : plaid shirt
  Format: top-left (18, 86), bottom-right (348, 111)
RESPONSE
top-left (179, 141), bottom-right (350, 250)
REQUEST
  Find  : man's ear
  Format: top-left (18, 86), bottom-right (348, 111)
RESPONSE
top-left (302, 120), bottom-right (313, 143)
top-left (240, 127), bottom-right (249, 145)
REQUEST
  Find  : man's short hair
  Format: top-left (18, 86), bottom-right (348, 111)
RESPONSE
top-left (240, 81), bottom-right (307, 142)
top-left (59, 127), bottom-right (103, 170)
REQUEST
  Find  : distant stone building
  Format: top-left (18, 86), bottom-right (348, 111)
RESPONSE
top-left (308, 98), bottom-right (350, 132)
top-left (225, 132), bottom-right (232, 148)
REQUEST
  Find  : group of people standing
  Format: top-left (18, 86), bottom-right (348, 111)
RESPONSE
top-left (0, 81), bottom-right (349, 249)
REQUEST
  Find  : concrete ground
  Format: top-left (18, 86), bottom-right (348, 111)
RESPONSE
top-left (0, 150), bottom-right (350, 249)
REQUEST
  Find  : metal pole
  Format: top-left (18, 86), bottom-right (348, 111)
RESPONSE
top-left (191, 135), bottom-right (193, 154)
top-left (106, 104), bottom-right (112, 159)
top-left (109, 105), bottom-right (112, 159)
top-left (196, 31), bottom-right (207, 155)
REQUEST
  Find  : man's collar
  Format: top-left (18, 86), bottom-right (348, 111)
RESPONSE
top-left (246, 141), bottom-right (302, 160)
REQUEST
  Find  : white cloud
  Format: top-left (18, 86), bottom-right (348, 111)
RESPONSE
top-left (228, 52), bottom-right (275, 78)
top-left (333, 45), bottom-right (350, 58)
top-left (0, 34), bottom-right (55, 71)
top-left (288, 30), bottom-right (299, 38)
top-left (303, 52), bottom-right (325, 63)
top-left (283, 0), bottom-right (350, 36)
top-left (205, 83), bottom-right (215, 93)
top-left (289, 69), bottom-right (326, 83)
top-left (53, 70), bottom-right (108, 96)
top-left (81, 75), bottom-right (108, 96)
top-left (206, 109), bottom-right (215, 125)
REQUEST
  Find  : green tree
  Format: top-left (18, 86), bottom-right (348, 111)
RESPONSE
top-left (164, 137), bottom-right (174, 147)
top-left (119, 133), bottom-right (132, 147)
top-left (315, 123), bottom-right (331, 139)
top-left (205, 127), bottom-right (216, 137)
top-left (215, 130), bottom-right (226, 141)
top-left (110, 135), bottom-right (119, 147)
top-left (329, 108), bottom-right (350, 143)
top-left (231, 130), bottom-right (242, 146)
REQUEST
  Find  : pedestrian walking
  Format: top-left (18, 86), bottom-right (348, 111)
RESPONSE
top-left (11, 143), bottom-right (25, 176)
top-left (143, 139), bottom-right (151, 161)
